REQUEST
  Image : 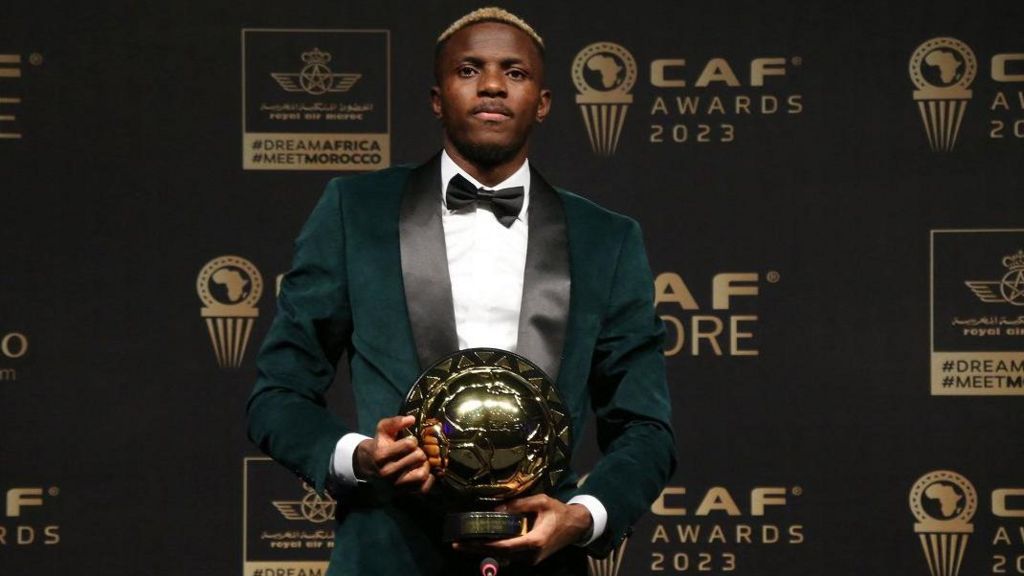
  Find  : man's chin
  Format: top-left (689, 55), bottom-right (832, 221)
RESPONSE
top-left (451, 138), bottom-right (523, 168)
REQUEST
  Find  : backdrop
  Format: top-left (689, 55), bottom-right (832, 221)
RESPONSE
top-left (2, 1), bottom-right (1023, 575)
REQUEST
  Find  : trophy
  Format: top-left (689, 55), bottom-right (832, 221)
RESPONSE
top-left (400, 348), bottom-right (572, 542)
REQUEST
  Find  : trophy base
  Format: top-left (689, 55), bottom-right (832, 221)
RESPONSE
top-left (443, 511), bottom-right (526, 542)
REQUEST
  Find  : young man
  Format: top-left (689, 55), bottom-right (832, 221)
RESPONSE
top-left (248, 7), bottom-right (675, 575)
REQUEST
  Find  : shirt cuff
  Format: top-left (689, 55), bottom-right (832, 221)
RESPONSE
top-left (330, 432), bottom-right (372, 487)
top-left (567, 494), bottom-right (607, 546)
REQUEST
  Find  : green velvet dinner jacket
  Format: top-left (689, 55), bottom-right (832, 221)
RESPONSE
top-left (247, 153), bottom-right (676, 575)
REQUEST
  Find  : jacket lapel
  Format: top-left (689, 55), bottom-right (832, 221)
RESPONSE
top-left (400, 153), bottom-right (460, 370)
top-left (516, 166), bottom-right (571, 382)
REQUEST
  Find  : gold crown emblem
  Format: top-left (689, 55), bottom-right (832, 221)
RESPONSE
top-left (301, 47), bottom-right (331, 64)
top-left (1002, 250), bottom-right (1024, 271)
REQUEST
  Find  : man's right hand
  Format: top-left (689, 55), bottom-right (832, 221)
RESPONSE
top-left (354, 415), bottom-right (435, 494)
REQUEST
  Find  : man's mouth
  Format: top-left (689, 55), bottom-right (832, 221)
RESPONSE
top-left (472, 103), bottom-right (512, 121)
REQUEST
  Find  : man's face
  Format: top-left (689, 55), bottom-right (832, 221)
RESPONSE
top-left (432, 22), bottom-right (551, 168)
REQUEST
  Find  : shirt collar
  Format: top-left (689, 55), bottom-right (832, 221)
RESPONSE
top-left (440, 149), bottom-right (531, 219)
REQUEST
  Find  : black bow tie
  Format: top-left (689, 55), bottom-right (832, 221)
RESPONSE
top-left (445, 173), bottom-right (524, 228)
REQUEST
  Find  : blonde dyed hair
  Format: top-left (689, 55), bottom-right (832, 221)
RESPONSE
top-left (436, 7), bottom-right (544, 52)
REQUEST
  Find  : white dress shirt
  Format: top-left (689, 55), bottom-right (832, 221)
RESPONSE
top-left (330, 151), bottom-right (606, 545)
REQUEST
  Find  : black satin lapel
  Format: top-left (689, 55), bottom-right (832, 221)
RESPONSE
top-left (516, 167), bottom-right (571, 382)
top-left (400, 153), bottom-right (459, 370)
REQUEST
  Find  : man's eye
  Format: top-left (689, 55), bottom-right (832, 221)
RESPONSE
top-left (507, 69), bottom-right (527, 80)
top-left (458, 66), bottom-right (477, 77)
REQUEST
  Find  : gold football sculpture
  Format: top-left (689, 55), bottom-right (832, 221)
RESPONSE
top-left (400, 348), bottom-right (572, 540)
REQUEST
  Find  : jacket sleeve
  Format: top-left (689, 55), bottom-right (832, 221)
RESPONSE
top-left (246, 178), bottom-right (353, 495)
top-left (575, 219), bottom-right (677, 557)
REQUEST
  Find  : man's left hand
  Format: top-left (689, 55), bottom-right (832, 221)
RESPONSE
top-left (453, 495), bottom-right (593, 565)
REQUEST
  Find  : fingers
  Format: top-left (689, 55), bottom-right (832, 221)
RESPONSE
top-left (422, 438), bottom-right (443, 469)
top-left (375, 434), bottom-right (418, 461)
top-left (377, 414), bottom-right (415, 438)
top-left (500, 494), bottom-right (551, 514)
top-left (394, 459), bottom-right (432, 487)
top-left (379, 444), bottom-right (427, 478)
top-left (419, 470), bottom-right (436, 494)
top-left (482, 533), bottom-right (536, 551)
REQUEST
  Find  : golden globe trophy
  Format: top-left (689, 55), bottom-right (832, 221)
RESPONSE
top-left (400, 348), bottom-right (572, 542)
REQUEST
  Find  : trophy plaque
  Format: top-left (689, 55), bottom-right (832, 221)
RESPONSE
top-left (399, 348), bottom-right (572, 542)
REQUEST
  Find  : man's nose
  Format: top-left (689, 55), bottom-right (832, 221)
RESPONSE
top-left (477, 68), bottom-right (507, 97)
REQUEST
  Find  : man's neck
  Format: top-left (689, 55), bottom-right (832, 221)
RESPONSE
top-left (442, 143), bottom-right (528, 188)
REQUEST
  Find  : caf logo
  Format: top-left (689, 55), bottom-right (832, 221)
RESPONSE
top-left (272, 482), bottom-right (336, 524)
top-left (573, 42), bottom-right (637, 156)
top-left (271, 47), bottom-right (361, 96)
top-left (196, 256), bottom-right (263, 368)
top-left (909, 470), bottom-right (977, 576)
top-left (909, 37), bottom-right (977, 152)
top-left (965, 249), bottom-right (1024, 306)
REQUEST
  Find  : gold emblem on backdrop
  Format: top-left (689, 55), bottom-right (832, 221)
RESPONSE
top-left (964, 249), bottom-right (1024, 307)
top-left (197, 256), bottom-right (263, 369)
top-left (270, 48), bottom-right (361, 96)
top-left (272, 483), bottom-right (336, 524)
top-left (573, 42), bottom-right (637, 156)
top-left (909, 38), bottom-right (977, 152)
top-left (910, 471), bottom-right (976, 576)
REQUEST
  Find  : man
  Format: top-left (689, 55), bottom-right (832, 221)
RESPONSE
top-left (247, 7), bottom-right (675, 575)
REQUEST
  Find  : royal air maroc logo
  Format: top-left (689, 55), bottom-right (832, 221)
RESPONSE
top-left (909, 37), bottom-right (977, 152)
top-left (965, 249), bottom-right (1024, 306)
top-left (910, 471), bottom-right (977, 576)
top-left (272, 483), bottom-right (336, 524)
top-left (270, 48), bottom-right (361, 96)
top-left (573, 42), bottom-right (637, 156)
top-left (197, 256), bottom-right (263, 369)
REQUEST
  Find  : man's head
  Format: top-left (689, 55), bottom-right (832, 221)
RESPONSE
top-left (431, 7), bottom-right (551, 170)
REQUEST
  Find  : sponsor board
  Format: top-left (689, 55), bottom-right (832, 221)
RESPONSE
top-left (242, 29), bottom-right (390, 171)
top-left (931, 230), bottom-right (1024, 395)
top-left (243, 457), bottom-right (334, 576)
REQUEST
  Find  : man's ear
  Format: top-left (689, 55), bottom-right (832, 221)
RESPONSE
top-left (535, 88), bottom-right (552, 123)
top-left (430, 86), bottom-right (443, 119)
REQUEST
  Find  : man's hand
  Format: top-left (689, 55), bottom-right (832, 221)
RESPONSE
top-left (354, 415), bottom-right (435, 494)
top-left (453, 495), bottom-right (594, 565)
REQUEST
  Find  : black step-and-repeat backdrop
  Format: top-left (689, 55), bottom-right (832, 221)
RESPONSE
top-left (2, 1), bottom-right (1023, 575)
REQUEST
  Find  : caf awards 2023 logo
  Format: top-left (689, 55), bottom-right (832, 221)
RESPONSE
top-left (909, 38), bottom-right (977, 152)
top-left (197, 256), bottom-right (263, 369)
top-left (573, 42), bottom-right (637, 156)
top-left (573, 41), bottom-right (803, 155)
top-left (910, 471), bottom-right (977, 576)
top-left (910, 470), bottom-right (1024, 576)
top-left (909, 37), bottom-right (1024, 151)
